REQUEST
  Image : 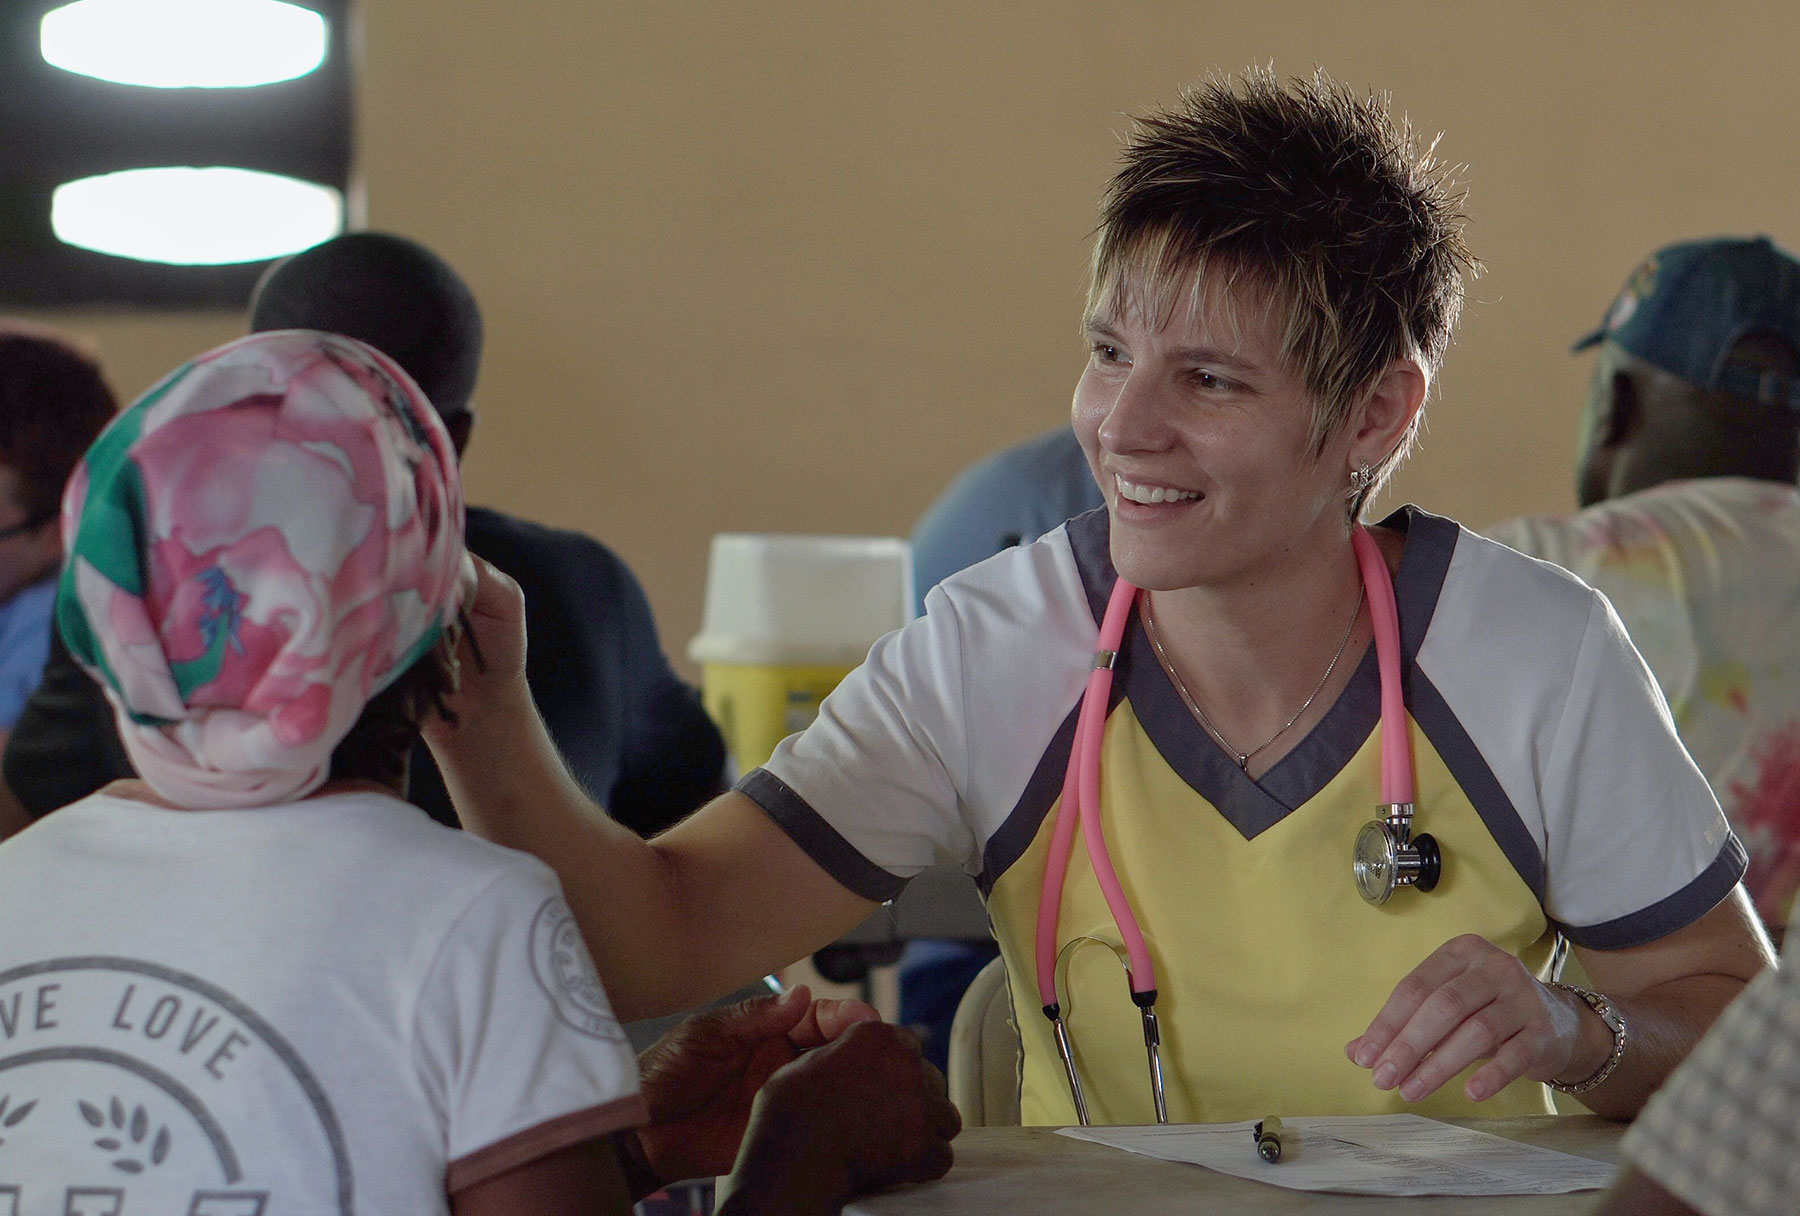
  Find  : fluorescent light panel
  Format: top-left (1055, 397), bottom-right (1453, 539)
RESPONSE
top-left (52, 167), bottom-right (343, 265)
top-left (40, 0), bottom-right (327, 89)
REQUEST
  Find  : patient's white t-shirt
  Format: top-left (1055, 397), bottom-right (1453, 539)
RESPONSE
top-left (0, 789), bottom-right (644, 1215)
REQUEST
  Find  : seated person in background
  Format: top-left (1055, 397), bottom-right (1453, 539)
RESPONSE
top-left (1594, 898), bottom-right (1800, 1215)
top-left (0, 323), bottom-right (116, 837)
top-left (908, 425), bottom-right (1104, 602)
top-left (2, 233), bottom-right (725, 839)
top-left (427, 70), bottom-right (1772, 1128)
top-left (1489, 236), bottom-right (1800, 943)
top-left (0, 331), bottom-right (956, 1214)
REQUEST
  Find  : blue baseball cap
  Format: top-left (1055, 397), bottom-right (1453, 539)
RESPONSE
top-left (1573, 236), bottom-right (1800, 409)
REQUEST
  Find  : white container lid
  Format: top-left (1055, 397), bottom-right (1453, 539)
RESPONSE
top-left (688, 533), bottom-right (915, 667)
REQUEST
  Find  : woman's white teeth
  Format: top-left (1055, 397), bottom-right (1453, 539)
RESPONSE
top-left (1116, 476), bottom-right (1200, 505)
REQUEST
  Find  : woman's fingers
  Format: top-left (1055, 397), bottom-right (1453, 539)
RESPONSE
top-left (1465, 1034), bottom-right (1545, 1102)
top-left (1349, 934), bottom-right (1490, 1067)
top-left (1370, 971), bottom-right (1506, 1092)
top-left (1351, 934), bottom-right (1579, 1103)
top-left (790, 995), bottom-right (881, 1048)
top-left (1386, 1000), bottom-right (1513, 1100)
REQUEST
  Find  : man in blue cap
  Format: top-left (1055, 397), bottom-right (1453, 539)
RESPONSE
top-left (1489, 236), bottom-right (1800, 944)
top-left (910, 426), bottom-right (1104, 610)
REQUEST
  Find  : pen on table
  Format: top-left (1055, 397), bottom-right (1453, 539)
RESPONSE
top-left (1253, 1116), bottom-right (1283, 1163)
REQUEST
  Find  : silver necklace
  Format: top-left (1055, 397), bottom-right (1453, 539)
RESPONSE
top-left (1142, 589), bottom-right (1364, 773)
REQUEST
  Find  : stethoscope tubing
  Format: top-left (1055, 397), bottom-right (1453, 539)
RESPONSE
top-left (1035, 524), bottom-right (1413, 1010)
top-left (1352, 525), bottom-right (1415, 806)
top-left (1034, 575), bottom-right (1148, 1011)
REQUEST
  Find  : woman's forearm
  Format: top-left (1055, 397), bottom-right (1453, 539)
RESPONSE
top-left (1572, 973), bottom-right (1753, 1119)
top-left (1569, 889), bottom-right (1775, 1119)
top-left (432, 681), bottom-right (614, 855)
top-left (428, 683), bottom-right (878, 1020)
top-left (428, 685), bottom-right (697, 1018)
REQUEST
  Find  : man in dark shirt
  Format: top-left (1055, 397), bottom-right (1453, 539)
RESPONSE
top-left (3, 232), bottom-right (724, 837)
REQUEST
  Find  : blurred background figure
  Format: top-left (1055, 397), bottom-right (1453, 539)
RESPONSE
top-left (908, 426), bottom-right (1103, 606)
top-left (0, 322), bottom-right (116, 837)
top-left (1489, 236), bottom-right (1800, 943)
top-left (1, 233), bottom-right (726, 840)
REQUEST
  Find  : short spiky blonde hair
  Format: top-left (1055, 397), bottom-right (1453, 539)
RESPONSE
top-left (1088, 68), bottom-right (1477, 501)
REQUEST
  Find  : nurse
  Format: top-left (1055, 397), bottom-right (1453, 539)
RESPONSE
top-left (431, 69), bottom-right (1772, 1125)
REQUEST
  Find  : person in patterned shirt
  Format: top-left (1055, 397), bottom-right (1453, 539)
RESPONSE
top-left (1489, 236), bottom-right (1800, 943)
top-left (1593, 900), bottom-right (1800, 1215)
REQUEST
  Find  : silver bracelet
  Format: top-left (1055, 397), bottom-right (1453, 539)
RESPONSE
top-left (1546, 981), bottom-right (1628, 1095)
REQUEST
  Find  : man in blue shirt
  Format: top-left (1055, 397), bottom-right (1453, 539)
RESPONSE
top-left (909, 426), bottom-right (1103, 610)
top-left (0, 324), bottom-right (117, 836)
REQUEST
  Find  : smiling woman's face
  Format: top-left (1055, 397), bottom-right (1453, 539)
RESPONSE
top-left (1072, 273), bottom-right (1358, 594)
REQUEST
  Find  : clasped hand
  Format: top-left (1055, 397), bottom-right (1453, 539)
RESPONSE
top-left (1346, 934), bottom-right (1594, 1103)
top-left (631, 984), bottom-right (958, 1209)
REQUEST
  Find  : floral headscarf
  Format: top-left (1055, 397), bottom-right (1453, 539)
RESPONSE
top-left (56, 330), bottom-right (469, 808)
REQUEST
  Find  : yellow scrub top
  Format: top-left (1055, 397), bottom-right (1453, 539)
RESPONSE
top-left (987, 698), bottom-right (1556, 1126)
top-left (749, 506), bottom-right (1744, 1129)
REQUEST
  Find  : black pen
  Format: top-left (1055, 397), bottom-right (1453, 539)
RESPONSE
top-left (1253, 1116), bottom-right (1283, 1163)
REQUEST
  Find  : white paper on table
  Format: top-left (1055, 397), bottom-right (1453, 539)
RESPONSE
top-left (1059, 1114), bottom-right (1619, 1196)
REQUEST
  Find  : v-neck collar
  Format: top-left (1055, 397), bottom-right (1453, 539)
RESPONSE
top-left (1065, 505), bottom-right (1459, 840)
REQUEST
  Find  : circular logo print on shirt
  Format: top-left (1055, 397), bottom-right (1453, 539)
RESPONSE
top-left (0, 957), bottom-right (351, 1215)
top-left (528, 899), bottom-right (626, 1042)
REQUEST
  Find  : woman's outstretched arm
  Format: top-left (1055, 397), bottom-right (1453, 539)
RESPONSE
top-left (426, 559), bottom-right (877, 1019)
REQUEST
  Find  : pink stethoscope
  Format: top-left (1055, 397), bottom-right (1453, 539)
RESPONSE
top-left (1034, 525), bottom-right (1441, 1125)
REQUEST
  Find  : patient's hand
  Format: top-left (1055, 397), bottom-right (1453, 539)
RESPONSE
top-left (724, 1020), bottom-right (961, 1215)
top-left (630, 985), bottom-right (878, 1188)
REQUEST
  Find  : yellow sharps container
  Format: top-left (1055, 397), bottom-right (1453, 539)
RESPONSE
top-left (689, 534), bottom-right (914, 772)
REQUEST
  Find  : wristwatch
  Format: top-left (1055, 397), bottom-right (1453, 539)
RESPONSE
top-left (1546, 982), bottom-right (1628, 1095)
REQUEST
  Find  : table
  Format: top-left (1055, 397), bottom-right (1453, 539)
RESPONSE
top-left (847, 1117), bottom-right (1625, 1214)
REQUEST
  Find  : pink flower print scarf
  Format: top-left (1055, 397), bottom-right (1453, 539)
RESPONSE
top-left (56, 330), bottom-right (468, 808)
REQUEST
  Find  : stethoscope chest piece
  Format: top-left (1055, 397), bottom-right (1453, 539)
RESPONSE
top-left (1353, 802), bottom-right (1441, 905)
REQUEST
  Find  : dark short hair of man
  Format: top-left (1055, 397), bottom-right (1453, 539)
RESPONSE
top-left (249, 232), bottom-right (484, 420)
top-left (1089, 68), bottom-right (1477, 477)
top-left (0, 326), bottom-right (119, 520)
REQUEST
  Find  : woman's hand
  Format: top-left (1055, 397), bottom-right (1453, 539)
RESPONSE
top-left (1345, 934), bottom-right (1606, 1102)
top-left (424, 555), bottom-right (530, 746)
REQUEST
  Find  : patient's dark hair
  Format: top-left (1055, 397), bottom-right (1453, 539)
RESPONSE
top-left (327, 638), bottom-right (461, 790)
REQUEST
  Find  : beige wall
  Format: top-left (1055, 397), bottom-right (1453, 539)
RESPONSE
top-left (22, 2), bottom-right (1800, 675)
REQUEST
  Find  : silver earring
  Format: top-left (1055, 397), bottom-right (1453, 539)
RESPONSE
top-left (1350, 463), bottom-right (1376, 492)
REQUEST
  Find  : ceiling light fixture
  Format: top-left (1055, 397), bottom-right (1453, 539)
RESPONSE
top-left (40, 0), bottom-right (327, 89)
top-left (52, 166), bottom-right (343, 265)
